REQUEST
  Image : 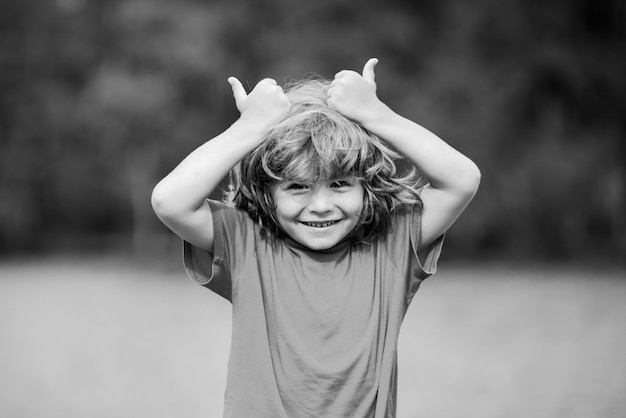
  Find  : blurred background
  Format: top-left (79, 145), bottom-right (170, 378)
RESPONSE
top-left (1, 0), bottom-right (625, 417)
top-left (1, 0), bottom-right (625, 261)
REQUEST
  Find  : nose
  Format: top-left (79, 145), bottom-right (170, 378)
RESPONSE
top-left (307, 187), bottom-right (333, 213)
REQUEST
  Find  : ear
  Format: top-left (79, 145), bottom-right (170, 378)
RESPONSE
top-left (362, 58), bottom-right (379, 82)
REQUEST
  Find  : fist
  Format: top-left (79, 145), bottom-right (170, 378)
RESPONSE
top-left (228, 77), bottom-right (291, 128)
top-left (327, 58), bottom-right (384, 123)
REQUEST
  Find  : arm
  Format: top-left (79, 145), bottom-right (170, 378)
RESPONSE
top-left (151, 77), bottom-right (290, 252)
top-left (327, 58), bottom-right (481, 250)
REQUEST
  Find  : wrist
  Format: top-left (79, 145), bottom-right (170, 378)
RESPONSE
top-left (230, 117), bottom-right (274, 143)
top-left (358, 102), bottom-right (397, 132)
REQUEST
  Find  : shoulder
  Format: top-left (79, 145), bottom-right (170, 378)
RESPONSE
top-left (371, 205), bottom-right (419, 256)
top-left (387, 205), bottom-right (420, 237)
top-left (208, 200), bottom-right (256, 228)
top-left (378, 204), bottom-right (445, 281)
top-left (207, 199), bottom-right (265, 253)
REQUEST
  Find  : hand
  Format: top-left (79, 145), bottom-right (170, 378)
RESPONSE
top-left (228, 77), bottom-right (291, 129)
top-left (327, 58), bottom-right (386, 124)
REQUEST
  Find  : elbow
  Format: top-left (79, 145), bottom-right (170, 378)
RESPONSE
top-left (459, 161), bottom-right (481, 198)
top-left (151, 179), bottom-right (204, 226)
top-left (151, 182), bottom-right (166, 218)
top-left (469, 162), bottom-right (482, 190)
top-left (151, 181), bottom-right (177, 222)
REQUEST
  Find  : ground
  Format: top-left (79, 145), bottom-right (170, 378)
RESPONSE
top-left (1, 257), bottom-right (624, 418)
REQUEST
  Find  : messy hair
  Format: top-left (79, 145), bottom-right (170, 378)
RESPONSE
top-left (224, 78), bottom-right (426, 243)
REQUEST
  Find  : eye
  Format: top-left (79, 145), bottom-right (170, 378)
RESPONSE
top-left (330, 180), bottom-right (353, 188)
top-left (285, 183), bottom-right (308, 191)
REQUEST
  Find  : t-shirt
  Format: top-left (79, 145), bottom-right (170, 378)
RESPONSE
top-left (183, 200), bottom-right (444, 418)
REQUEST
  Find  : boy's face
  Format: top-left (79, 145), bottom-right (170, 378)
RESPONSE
top-left (271, 178), bottom-right (364, 251)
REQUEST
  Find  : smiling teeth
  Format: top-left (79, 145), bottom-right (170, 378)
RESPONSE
top-left (302, 221), bottom-right (338, 228)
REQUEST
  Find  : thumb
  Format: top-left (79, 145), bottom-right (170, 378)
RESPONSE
top-left (228, 77), bottom-right (247, 104)
top-left (362, 58), bottom-right (378, 82)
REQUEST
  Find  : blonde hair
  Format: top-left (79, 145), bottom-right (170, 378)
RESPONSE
top-left (225, 78), bottom-right (425, 243)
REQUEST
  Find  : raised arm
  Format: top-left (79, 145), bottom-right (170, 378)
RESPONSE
top-left (151, 77), bottom-right (290, 252)
top-left (327, 58), bottom-right (481, 250)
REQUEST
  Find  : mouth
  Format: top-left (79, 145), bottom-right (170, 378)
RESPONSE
top-left (299, 220), bottom-right (341, 228)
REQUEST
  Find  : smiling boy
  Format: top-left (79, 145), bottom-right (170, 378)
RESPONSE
top-left (152, 59), bottom-right (480, 417)
top-left (271, 178), bottom-right (364, 251)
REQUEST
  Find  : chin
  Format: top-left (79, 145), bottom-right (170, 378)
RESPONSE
top-left (305, 242), bottom-right (337, 251)
top-left (300, 234), bottom-right (349, 250)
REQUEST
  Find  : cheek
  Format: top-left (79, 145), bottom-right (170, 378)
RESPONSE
top-left (272, 202), bottom-right (293, 232)
top-left (273, 195), bottom-right (299, 220)
top-left (344, 191), bottom-right (365, 217)
top-left (355, 188), bottom-right (366, 213)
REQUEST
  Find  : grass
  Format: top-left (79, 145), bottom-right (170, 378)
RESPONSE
top-left (1, 257), bottom-right (624, 418)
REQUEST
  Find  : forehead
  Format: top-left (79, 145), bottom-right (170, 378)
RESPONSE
top-left (275, 151), bottom-right (361, 183)
top-left (275, 174), bottom-right (360, 186)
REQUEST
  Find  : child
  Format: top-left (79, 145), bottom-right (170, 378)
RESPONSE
top-left (152, 58), bottom-right (480, 418)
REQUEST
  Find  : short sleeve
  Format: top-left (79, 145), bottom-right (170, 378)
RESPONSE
top-left (408, 204), bottom-right (445, 280)
top-left (384, 205), bottom-right (445, 307)
top-left (182, 200), bottom-right (257, 301)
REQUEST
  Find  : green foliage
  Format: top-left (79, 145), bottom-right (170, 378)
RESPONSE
top-left (1, 0), bottom-right (624, 260)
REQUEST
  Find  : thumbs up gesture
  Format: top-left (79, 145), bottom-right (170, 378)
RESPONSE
top-left (327, 58), bottom-right (387, 125)
top-left (227, 77), bottom-right (291, 131)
